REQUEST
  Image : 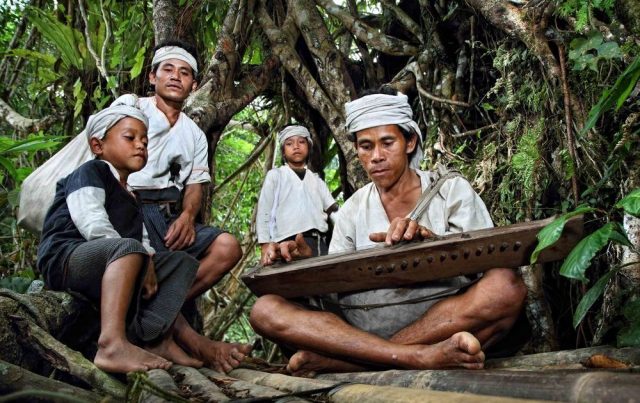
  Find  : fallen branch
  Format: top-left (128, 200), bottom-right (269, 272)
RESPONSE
top-left (0, 98), bottom-right (58, 133)
top-left (0, 359), bottom-right (104, 402)
top-left (11, 315), bottom-right (126, 399)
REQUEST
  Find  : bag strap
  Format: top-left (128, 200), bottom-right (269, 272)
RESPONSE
top-left (408, 164), bottom-right (461, 222)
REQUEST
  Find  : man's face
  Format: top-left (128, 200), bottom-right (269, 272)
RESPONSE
top-left (355, 124), bottom-right (417, 190)
top-left (149, 58), bottom-right (197, 103)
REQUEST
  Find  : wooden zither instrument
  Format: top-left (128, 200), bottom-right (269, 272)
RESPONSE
top-left (242, 215), bottom-right (584, 298)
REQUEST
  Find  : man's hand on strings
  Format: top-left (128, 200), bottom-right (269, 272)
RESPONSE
top-left (260, 233), bottom-right (313, 266)
top-left (369, 217), bottom-right (434, 245)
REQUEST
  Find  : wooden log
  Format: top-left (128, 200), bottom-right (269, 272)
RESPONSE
top-left (200, 367), bottom-right (311, 402)
top-left (485, 346), bottom-right (640, 370)
top-left (231, 368), bottom-right (544, 403)
top-left (317, 368), bottom-right (640, 402)
top-left (242, 215), bottom-right (583, 298)
top-left (10, 315), bottom-right (126, 399)
top-left (0, 289), bottom-right (88, 372)
top-left (169, 365), bottom-right (230, 402)
top-left (0, 359), bottom-right (104, 402)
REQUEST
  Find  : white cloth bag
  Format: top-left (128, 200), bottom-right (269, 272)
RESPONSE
top-left (17, 133), bottom-right (93, 233)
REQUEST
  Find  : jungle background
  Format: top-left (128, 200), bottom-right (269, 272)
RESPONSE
top-left (0, 0), bottom-right (639, 394)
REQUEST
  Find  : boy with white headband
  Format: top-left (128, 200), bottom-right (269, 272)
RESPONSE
top-left (38, 98), bottom-right (203, 373)
top-left (256, 125), bottom-right (338, 266)
top-left (250, 87), bottom-right (527, 375)
top-left (124, 40), bottom-right (250, 372)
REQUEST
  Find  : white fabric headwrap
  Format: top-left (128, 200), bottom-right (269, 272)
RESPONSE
top-left (152, 46), bottom-right (198, 74)
top-left (278, 125), bottom-right (313, 147)
top-left (344, 92), bottom-right (424, 169)
top-left (85, 94), bottom-right (149, 140)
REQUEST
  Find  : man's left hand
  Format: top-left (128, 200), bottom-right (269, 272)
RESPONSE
top-left (369, 217), bottom-right (434, 245)
top-left (165, 213), bottom-right (196, 250)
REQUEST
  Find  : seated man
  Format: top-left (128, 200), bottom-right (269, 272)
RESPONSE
top-left (249, 87), bottom-right (527, 375)
top-left (128, 40), bottom-right (251, 372)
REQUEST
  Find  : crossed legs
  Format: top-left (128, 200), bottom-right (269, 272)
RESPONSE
top-left (250, 268), bottom-right (527, 375)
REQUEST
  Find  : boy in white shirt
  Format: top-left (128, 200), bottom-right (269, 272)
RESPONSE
top-left (256, 126), bottom-right (338, 265)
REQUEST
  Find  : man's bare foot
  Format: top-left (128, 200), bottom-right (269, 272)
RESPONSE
top-left (147, 335), bottom-right (204, 368)
top-left (287, 350), bottom-right (366, 377)
top-left (94, 337), bottom-right (171, 373)
top-left (189, 333), bottom-right (252, 373)
top-left (410, 331), bottom-right (485, 369)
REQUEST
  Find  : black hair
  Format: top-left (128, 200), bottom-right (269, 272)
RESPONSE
top-left (151, 39), bottom-right (199, 80)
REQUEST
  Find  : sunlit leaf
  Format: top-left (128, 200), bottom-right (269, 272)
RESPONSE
top-left (530, 207), bottom-right (593, 264)
top-left (616, 188), bottom-right (640, 217)
top-left (560, 222), bottom-right (630, 282)
top-left (130, 45), bottom-right (146, 79)
top-left (573, 269), bottom-right (618, 328)
top-left (582, 56), bottom-right (640, 133)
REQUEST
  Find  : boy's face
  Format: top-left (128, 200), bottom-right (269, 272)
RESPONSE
top-left (90, 117), bottom-right (148, 177)
top-left (355, 124), bottom-right (416, 191)
top-left (149, 58), bottom-right (197, 104)
top-left (282, 135), bottom-right (310, 166)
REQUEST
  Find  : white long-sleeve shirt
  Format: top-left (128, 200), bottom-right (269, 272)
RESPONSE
top-left (256, 165), bottom-right (336, 243)
top-left (328, 168), bottom-right (493, 338)
top-left (128, 97), bottom-right (210, 191)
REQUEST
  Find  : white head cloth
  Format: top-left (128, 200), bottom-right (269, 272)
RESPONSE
top-left (151, 46), bottom-right (198, 74)
top-left (278, 125), bottom-right (313, 147)
top-left (345, 92), bottom-right (424, 169)
top-left (85, 94), bottom-right (148, 140)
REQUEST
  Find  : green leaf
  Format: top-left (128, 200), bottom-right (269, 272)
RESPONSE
top-left (0, 156), bottom-right (18, 181)
top-left (27, 7), bottom-right (86, 70)
top-left (560, 222), bottom-right (629, 282)
top-left (618, 299), bottom-right (640, 347)
top-left (616, 188), bottom-right (640, 217)
top-left (573, 268), bottom-right (618, 328)
top-left (0, 277), bottom-right (33, 293)
top-left (530, 207), bottom-right (594, 264)
top-left (597, 41), bottom-right (622, 59)
top-left (130, 45), bottom-right (146, 79)
top-left (582, 56), bottom-right (640, 133)
top-left (73, 78), bottom-right (87, 118)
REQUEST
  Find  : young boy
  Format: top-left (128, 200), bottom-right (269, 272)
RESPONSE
top-left (256, 125), bottom-right (338, 265)
top-left (37, 97), bottom-right (203, 373)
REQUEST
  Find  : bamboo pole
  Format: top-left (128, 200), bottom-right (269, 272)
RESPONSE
top-left (485, 346), bottom-right (640, 370)
top-left (318, 368), bottom-right (640, 402)
top-left (200, 367), bottom-right (311, 402)
top-left (231, 368), bottom-right (546, 403)
top-left (169, 365), bottom-right (230, 402)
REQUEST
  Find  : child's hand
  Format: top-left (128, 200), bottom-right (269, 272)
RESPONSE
top-left (142, 258), bottom-right (158, 299)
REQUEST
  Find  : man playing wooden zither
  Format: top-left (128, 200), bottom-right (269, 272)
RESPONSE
top-left (249, 87), bottom-right (527, 376)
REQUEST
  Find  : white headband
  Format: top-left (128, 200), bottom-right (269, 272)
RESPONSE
top-left (345, 92), bottom-right (424, 169)
top-left (278, 125), bottom-right (313, 147)
top-left (152, 46), bottom-right (198, 74)
top-left (85, 94), bottom-right (148, 140)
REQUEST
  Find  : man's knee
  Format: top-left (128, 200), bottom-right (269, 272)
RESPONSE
top-left (482, 268), bottom-right (527, 315)
top-left (209, 233), bottom-right (242, 263)
top-left (249, 295), bottom-right (290, 335)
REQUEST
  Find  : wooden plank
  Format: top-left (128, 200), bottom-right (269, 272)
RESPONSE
top-left (318, 368), bottom-right (640, 402)
top-left (243, 215), bottom-right (583, 298)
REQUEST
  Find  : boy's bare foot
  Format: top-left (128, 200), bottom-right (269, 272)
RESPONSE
top-left (94, 337), bottom-right (172, 373)
top-left (147, 335), bottom-right (204, 368)
top-left (287, 350), bottom-right (366, 377)
top-left (189, 334), bottom-right (252, 373)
